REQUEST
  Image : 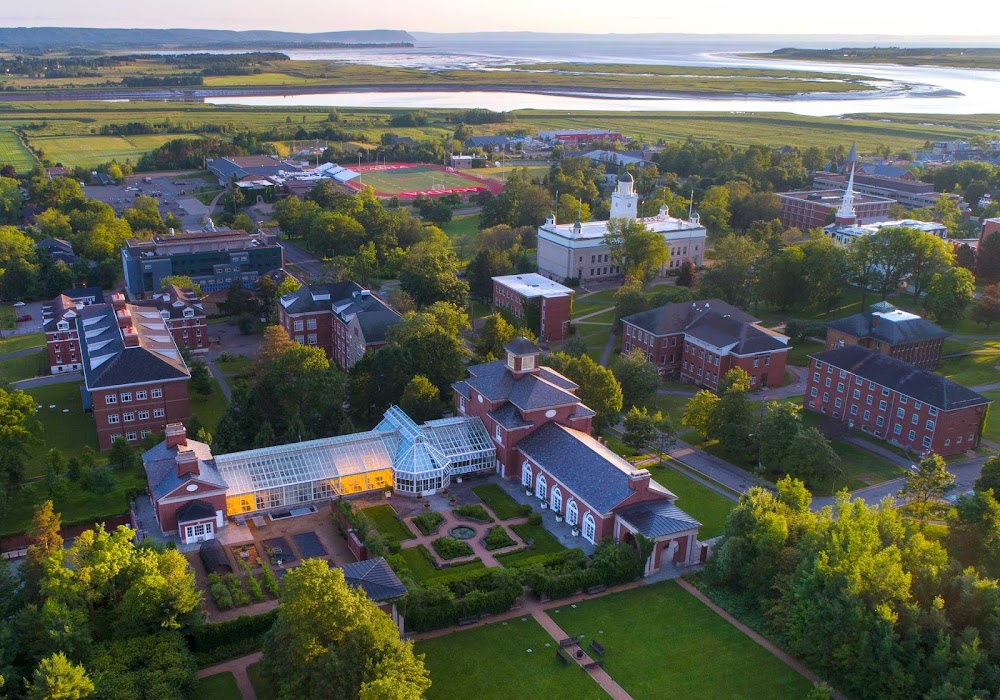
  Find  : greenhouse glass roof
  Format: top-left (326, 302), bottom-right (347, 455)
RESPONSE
top-left (422, 417), bottom-right (494, 461)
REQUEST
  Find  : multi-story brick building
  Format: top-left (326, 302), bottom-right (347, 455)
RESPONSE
top-left (805, 345), bottom-right (990, 456)
top-left (980, 217), bottom-right (1000, 247)
top-left (121, 227), bottom-right (284, 295)
top-left (135, 285), bottom-right (208, 353)
top-left (777, 189), bottom-right (894, 230)
top-left (826, 301), bottom-right (949, 370)
top-left (278, 282), bottom-right (401, 370)
top-left (79, 293), bottom-right (191, 450)
top-left (621, 300), bottom-right (790, 390)
top-left (492, 273), bottom-right (574, 342)
top-left (42, 288), bottom-right (105, 373)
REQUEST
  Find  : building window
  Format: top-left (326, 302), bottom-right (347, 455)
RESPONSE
top-left (753, 358), bottom-right (759, 368)
top-left (837, 382), bottom-right (844, 393)
top-left (521, 462), bottom-right (532, 487)
top-left (151, 389), bottom-right (162, 399)
top-left (839, 369), bottom-right (846, 378)
top-left (306, 319), bottom-right (317, 330)
top-left (764, 356), bottom-right (770, 366)
top-left (141, 429), bottom-right (152, 439)
top-left (535, 474), bottom-right (547, 501)
top-left (877, 416), bottom-right (885, 427)
top-left (459, 396), bottom-right (466, 414)
top-left (866, 395), bottom-right (873, 406)
top-left (551, 486), bottom-right (563, 513)
top-left (105, 394), bottom-right (117, 404)
top-left (813, 372), bottom-right (820, 382)
top-left (123, 412), bottom-right (135, 422)
top-left (810, 387), bottom-right (818, 397)
top-left (126, 431), bottom-right (138, 442)
top-left (908, 430), bottom-right (916, 441)
top-left (864, 410), bottom-right (871, 421)
top-left (495, 425), bottom-right (503, 444)
top-left (958, 436), bottom-right (964, 444)
top-left (893, 423), bottom-right (902, 436)
top-left (295, 335), bottom-right (304, 344)
top-left (896, 408), bottom-right (905, 419)
top-left (815, 361), bottom-right (824, 370)
top-left (929, 407), bottom-right (938, 416)
top-left (153, 408), bottom-right (165, 418)
top-left (138, 410), bottom-right (149, 420)
top-left (583, 513), bottom-right (596, 544)
top-left (136, 390), bottom-right (147, 400)
top-left (850, 405), bottom-right (858, 416)
top-left (914, 401), bottom-right (922, 410)
top-left (911, 414), bottom-right (918, 425)
top-left (899, 396), bottom-right (907, 405)
top-left (822, 392), bottom-right (829, 403)
top-left (852, 389), bottom-right (860, 400)
top-left (307, 334), bottom-right (317, 345)
top-left (120, 392), bottom-right (132, 402)
top-left (922, 435), bottom-right (932, 448)
top-left (293, 320), bottom-right (304, 332)
top-left (110, 433), bottom-right (121, 442)
top-left (855, 376), bottom-right (862, 385)
top-left (567, 500), bottom-right (578, 527)
top-left (882, 387), bottom-right (890, 397)
top-left (108, 414), bottom-right (120, 424)
top-left (926, 420), bottom-right (935, 431)
top-left (825, 377), bottom-right (831, 388)
top-left (879, 400), bottom-right (888, 411)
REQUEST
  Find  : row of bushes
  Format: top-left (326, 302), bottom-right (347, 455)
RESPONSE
top-left (334, 499), bottom-right (395, 558)
top-left (401, 568), bottom-right (524, 633)
top-left (452, 504), bottom-right (494, 523)
top-left (187, 609), bottom-right (279, 666)
top-left (431, 536), bottom-right (474, 561)
top-left (520, 540), bottom-right (648, 600)
top-left (207, 565), bottom-right (280, 611)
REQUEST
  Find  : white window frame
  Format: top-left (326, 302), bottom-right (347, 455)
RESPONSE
top-left (151, 388), bottom-right (163, 399)
top-left (567, 500), bottom-right (579, 527)
top-left (521, 462), bottom-right (532, 488)
top-left (583, 513), bottom-right (596, 544)
top-left (108, 414), bottom-right (120, 424)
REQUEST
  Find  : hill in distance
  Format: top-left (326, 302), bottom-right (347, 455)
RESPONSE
top-left (0, 27), bottom-right (415, 51)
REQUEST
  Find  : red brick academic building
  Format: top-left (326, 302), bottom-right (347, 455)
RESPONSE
top-left (41, 288), bottom-right (105, 374)
top-left (825, 301), bottom-right (948, 370)
top-left (492, 273), bottom-right (574, 342)
top-left (621, 300), bottom-right (790, 390)
top-left (135, 285), bottom-right (208, 353)
top-left (805, 345), bottom-right (990, 456)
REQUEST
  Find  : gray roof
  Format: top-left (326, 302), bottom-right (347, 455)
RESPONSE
top-left (488, 404), bottom-right (533, 430)
top-left (827, 308), bottom-right (949, 346)
top-left (466, 136), bottom-right (511, 147)
top-left (811, 345), bottom-right (991, 411)
top-left (280, 281), bottom-right (363, 314)
top-left (505, 337), bottom-right (540, 355)
top-left (538, 367), bottom-right (579, 392)
top-left (177, 500), bottom-right (216, 522)
top-left (340, 557), bottom-right (407, 601)
top-left (143, 438), bottom-right (226, 501)
top-left (280, 282), bottom-right (400, 343)
top-left (207, 158), bottom-right (247, 181)
top-left (463, 360), bottom-right (582, 411)
top-left (616, 500), bottom-right (700, 538)
top-left (518, 423), bottom-right (666, 514)
top-left (623, 299), bottom-right (787, 354)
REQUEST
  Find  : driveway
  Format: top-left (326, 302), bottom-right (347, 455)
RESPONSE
top-left (2, 299), bottom-right (46, 336)
top-left (280, 239), bottom-right (326, 281)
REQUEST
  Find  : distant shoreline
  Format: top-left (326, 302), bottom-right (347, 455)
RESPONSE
top-left (740, 47), bottom-right (1000, 71)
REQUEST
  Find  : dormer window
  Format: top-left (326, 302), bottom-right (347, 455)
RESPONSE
top-left (56, 321), bottom-right (69, 331)
top-left (183, 308), bottom-right (195, 318)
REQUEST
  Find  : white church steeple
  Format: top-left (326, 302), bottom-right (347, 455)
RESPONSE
top-left (610, 172), bottom-right (638, 220)
top-left (835, 161), bottom-right (857, 226)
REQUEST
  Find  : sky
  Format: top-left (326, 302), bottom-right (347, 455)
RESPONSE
top-left (3, 0), bottom-right (1000, 37)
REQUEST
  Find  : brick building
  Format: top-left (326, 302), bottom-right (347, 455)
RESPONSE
top-left (42, 288), bottom-right (105, 374)
top-left (805, 345), bottom-right (990, 456)
top-left (621, 300), bottom-right (790, 390)
top-left (777, 189), bottom-right (894, 230)
top-left (453, 339), bottom-right (701, 572)
top-left (826, 301), bottom-right (949, 370)
top-left (278, 282), bottom-right (401, 370)
top-left (492, 273), bottom-right (574, 342)
top-left (135, 285), bottom-right (208, 353)
top-left (980, 217), bottom-right (1000, 247)
top-left (79, 293), bottom-right (191, 450)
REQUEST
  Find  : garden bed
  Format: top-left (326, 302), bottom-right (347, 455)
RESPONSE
top-left (360, 504), bottom-right (414, 542)
top-left (482, 525), bottom-right (516, 551)
top-left (412, 511), bottom-right (445, 536)
top-left (396, 545), bottom-right (486, 584)
top-left (452, 504), bottom-right (494, 523)
top-left (431, 536), bottom-right (475, 561)
top-left (472, 484), bottom-right (530, 520)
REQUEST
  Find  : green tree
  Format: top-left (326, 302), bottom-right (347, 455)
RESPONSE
top-left (622, 406), bottom-right (659, 452)
top-left (261, 559), bottom-right (430, 700)
top-left (923, 267), bottom-right (975, 324)
top-left (399, 229), bottom-right (469, 307)
top-left (908, 232), bottom-right (954, 299)
top-left (23, 500), bottom-right (63, 601)
top-left (973, 283), bottom-right (1000, 329)
top-left (978, 231), bottom-right (1000, 283)
top-left (975, 455), bottom-right (1000, 495)
top-left (604, 217), bottom-right (669, 284)
top-left (158, 275), bottom-right (202, 295)
top-left (0, 386), bottom-right (39, 488)
top-left (557, 193), bottom-right (592, 224)
top-left (189, 359), bottom-right (213, 395)
top-left (475, 314), bottom-right (530, 360)
top-left (399, 375), bottom-right (443, 424)
top-left (758, 401), bottom-right (802, 469)
top-left (800, 234), bottom-right (850, 312)
top-left (122, 195), bottom-right (165, 234)
top-left (682, 390), bottom-right (719, 436)
top-left (697, 235), bottom-right (767, 306)
top-left (759, 245), bottom-right (807, 311)
top-left (698, 185), bottom-right (731, 238)
top-left (466, 247), bottom-right (512, 303)
top-left (26, 652), bottom-right (94, 700)
top-left (783, 427), bottom-right (842, 483)
top-left (612, 349), bottom-right (661, 408)
top-left (545, 352), bottom-right (623, 433)
top-left (899, 454), bottom-right (955, 526)
top-left (107, 437), bottom-right (139, 471)
top-left (868, 226), bottom-right (920, 300)
top-left (677, 259), bottom-right (697, 288)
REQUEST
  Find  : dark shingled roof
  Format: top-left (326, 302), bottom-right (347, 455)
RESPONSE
top-left (340, 558), bottom-right (407, 601)
top-left (811, 345), bottom-right (991, 411)
top-left (505, 337), bottom-right (540, 355)
top-left (463, 360), bottom-right (581, 411)
top-left (616, 501), bottom-right (701, 538)
top-left (622, 299), bottom-right (787, 354)
top-left (518, 423), bottom-right (669, 514)
top-left (488, 404), bottom-right (533, 430)
top-left (279, 282), bottom-right (400, 344)
top-left (199, 539), bottom-right (232, 574)
top-left (143, 438), bottom-right (226, 501)
top-left (280, 281), bottom-right (364, 315)
top-left (827, 307), bottom-right (949, 345)
top-left (177, 500), bottom-right (216, 523)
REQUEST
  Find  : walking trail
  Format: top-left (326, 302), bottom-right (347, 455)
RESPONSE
top-left (196, 651), bottom-right (262, 700)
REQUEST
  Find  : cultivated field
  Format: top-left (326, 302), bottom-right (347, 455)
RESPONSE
top-left (29, 133), bottom-right (204, 169)
top-left (353, 165), bottom-right (489, 197)
top-left (0, 129), bottom-right (36, 170)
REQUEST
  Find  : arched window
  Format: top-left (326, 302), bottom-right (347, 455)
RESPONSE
top-left (583, 513), bottom-right (596, 543)
top-left (566, 500), bottom-right (578, 527)
top-left (536, 473), bottom-right (547, 501)
top-left (550, 486), bottom-right (562, 514)
top-left (521, 462), bottom-right (532, 487)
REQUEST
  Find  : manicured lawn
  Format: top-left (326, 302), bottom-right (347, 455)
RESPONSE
top-left (417, 616), bottom-right (607, 700)
top-left (938, 353), bottom-right (1000, 388)
top-left (356, 165), bottom-right (481, 196)
top-left (981, 391), bottom-right (1000, 442)
top-left (0, 349), bottom-right (46, 383)
top-left (0, 332), bottom-right (44, 354)
top-left (496, 522), bottom-right (566, 566)
top-left (216, 354), bottom-right (254, 377)
top-left (24, 382), bottom-right (98, 478)
top-left (561, 324), bottom-right (616, 365)
top-left (799, 412), bottom-right (906, 494)
top-left (577, 308), bottom-right (616, 324)
top-left (472, 484), bottom-right (526, 520)
top-left (189, 376), bottom-right (229, 432)
top-left (397, 544), bottom-right (486, 584)
top-left (785, 339), bottom-right (825, 367)
top-left (194, 672), bottom-right (241, 700)
top-left (360, 504), bottom-right (414, 542)
top-left (440, 213), bottom-right (480, 262)
top-left (247, 662), bottom-right (276, 700)
top-left (550, 580), bottom-right (814, 699)
top-left (650, 463), bottom-right (736, 539)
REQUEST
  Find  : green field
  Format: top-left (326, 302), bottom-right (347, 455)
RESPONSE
top-left (355, 166), bottom-right (484, 196)
top-left (194, 672), bottom-right (241, 700)
top-left (0, 332), bottom-right (44, 354)
top-left (360, 504), bottom-right (414, 542)
top-left (189, 375), bottom-right (230, 433)
top-left (0, 129), bottom-right (36, 170)
top-left (550, 581), bottom-right (814, 699)
top-left (417, 616), bottom-right (608, 700)
top-left (30, 133), bottom-right (204, 168)
top-left (938, 353), bottom-right (1000, 388)
top-left (440, 213), bottom-right (481, 262)
top-left (651, 464), bottom-right (736, 539)
top-left (0, 350), bottom-right (47, 383)
top-left (786, 339), bottom-right (825, 367)
top-left (24, 381), bottom-right (99, 478)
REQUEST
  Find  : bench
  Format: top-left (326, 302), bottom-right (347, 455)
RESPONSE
top-left (583, 659), bottom-right (604, 670)
top-left (589, 640), bottom-right (606, 658)
top-left (458, 616), bottom-right (478, 626)
top-left (585, 584), bottom-right (607, 595)
top-left (556, 648), bottom-right (571, 665)
top-left (559, 635), bottom-right (581, 648)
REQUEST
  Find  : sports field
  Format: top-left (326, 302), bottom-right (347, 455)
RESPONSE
top-left (29, 133), bottom-right (204, 169)
top-left (353, 164), bottom-right (493, 198)
top-left (0, 129), bottom-right (36, 170)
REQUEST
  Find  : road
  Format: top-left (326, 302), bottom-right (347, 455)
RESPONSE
top-left (280, 239), bottom-right (326, 282)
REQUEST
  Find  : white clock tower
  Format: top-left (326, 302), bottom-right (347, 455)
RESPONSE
top-left (610, 172), bottom-right (638, 220)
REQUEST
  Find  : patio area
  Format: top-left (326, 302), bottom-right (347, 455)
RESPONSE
top-left (492, 477), bottom-right (597, 556)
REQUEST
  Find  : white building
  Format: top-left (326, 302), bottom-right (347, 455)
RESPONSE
top-left (536, 173), bottom-right (706, 284)
top-left (826, 218), bottom-right (949, 245)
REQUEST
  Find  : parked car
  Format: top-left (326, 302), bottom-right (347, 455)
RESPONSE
top-left (16, 314), bottom-right (32, 322)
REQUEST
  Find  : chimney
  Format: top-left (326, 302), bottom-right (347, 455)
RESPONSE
top-left (122, 328), bottom-right (139, 347)
top-left (165, 423), bottom-right (187, 449)
top-left (176, 448), bottom-right (200, 478)
top-left (627, 469), bottom-right (651, 493)
top-left (111, 292), bottom-right (126, 312)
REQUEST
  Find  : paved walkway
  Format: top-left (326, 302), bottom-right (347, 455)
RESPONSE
top-left (573, 306), bottom-right (615, 323)
top-left (0, 346), bottom-right (43, 363)
top-left (971, 380), bottom-right (1000, 393)
top-left (11, 372), bottom-right (80, 389)
top-left (599, 332), bottom-right (617, 367)
top-left (400, 504), bottom-right (527, 569)
top-left (208, 361), bottom-right (233, 402)
top-left (197, 651), bottom-right (262, 700)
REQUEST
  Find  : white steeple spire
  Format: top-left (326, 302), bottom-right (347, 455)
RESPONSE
top-left (835, 161), bottom-right (857, 224)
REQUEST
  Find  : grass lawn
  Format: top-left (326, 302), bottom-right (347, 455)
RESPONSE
top-left (0, 332), bottom-right (44, 354)
top-left (0, 350), bottom-right (46, 383)
top-left (440, 213), bottom-right (480, 262)
top-left (189, 376), bottom-right (230, 432)
top-left (398, 544), bottom-right (486, 584)
top-left (938, 353), bottom-right (1000, 388)
top-left (417, 616), bottom-right (608, 700)
top-left (194, 672), bottom-right (241, 700)
top-left (551, 580), bottom-right (814, 699)
top-left (562, 324), bottom-right (616, 365)
top-left (650, 463), bottom-right (736, 539)
top-left (577, 307), bottom-right (616, 324)
top-left (31, 133), bottom-right (204, 169)
top-left (360, 504), bottom-right (414, 542)
top-left (356, 165), bottom-right (483, 196)
top-left (247, 662), bottom-right (276, 700)
top-left (471, 484), bottom-right (525, 520)
top-left (981, 391), bottom-right (1000, 442)
top-left (216, 354), bottom-right (254, 377)
top-left (496, 522), bottom-right (566, 567)
top-left (799, 412), bottom-right (906, 494)
top-left (786, 339), bottom-right (825, 367)
top-left (477, 164), bottom-right (552, 182)
top-left (24, 382), bottom-right (98, 478)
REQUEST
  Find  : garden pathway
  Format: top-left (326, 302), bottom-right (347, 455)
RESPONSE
top-left (400, 505), bottom-right (529, 570)
top-left (675, 578), bottom-right (844, 700)
top-left (197, 651), bottom-right (262, 700)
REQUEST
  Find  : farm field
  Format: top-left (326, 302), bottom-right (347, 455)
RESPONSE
top-left (417, 616), bottom-right (608, 700)
top-left (353, 165), bottom-right (487, 197)
top-left (0, 129), bottom-right (36, 170)
top-left (29, 133), bottom-right (204, 169)
top-left (551, 581), bottom-right (814, 699)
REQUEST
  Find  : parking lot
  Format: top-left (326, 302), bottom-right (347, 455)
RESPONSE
top-left (82, 172), bottom-right (221, 230)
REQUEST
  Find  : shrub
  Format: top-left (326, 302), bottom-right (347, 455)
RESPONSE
top-left (260, 565), bottom-right (280, 598)
top-left (247, 574), bottom-right (264, 602)
top-left (401, 568), bottom-right (524, 633)
top-left (527, 512), bottom-right (543, 526)
top-left (207, 573), bottom-right (233, 611)
top-left (452, 504), bottom-right (494, 523)
top-left (519, 503), bottom-right (533, 517)
top-left (187, 609), bottom-right (279, 666)
top-left (483, 525), bottom-right (516, 551)
top-left (413, 511), bottom-right (445, 536)
top-left (224, 573), bottom-right (250, 607)
top-left (520, 542), bottom-right (643, 600)
top-left (431, 536), bottom-right (474, 560)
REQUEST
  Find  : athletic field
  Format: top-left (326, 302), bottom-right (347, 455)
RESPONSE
top-left (352, 164), bottom-right (498, 198)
